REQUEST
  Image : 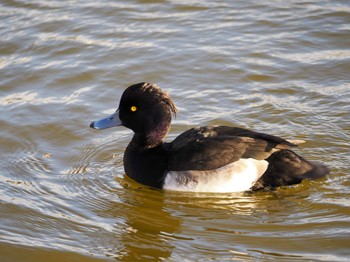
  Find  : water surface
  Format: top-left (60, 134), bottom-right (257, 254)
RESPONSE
top-left (1, 0), bottom-right (350, 261)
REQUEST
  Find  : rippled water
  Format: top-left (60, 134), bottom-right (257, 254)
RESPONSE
top-left (1, 0), bottom-right (350, 261)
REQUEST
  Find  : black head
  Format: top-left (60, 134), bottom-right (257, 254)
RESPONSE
top-left (91, 82), bottom-right (177, 147)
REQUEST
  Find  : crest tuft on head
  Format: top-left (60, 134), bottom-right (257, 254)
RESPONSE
top-left (134, 82), bottom-right (177, 118)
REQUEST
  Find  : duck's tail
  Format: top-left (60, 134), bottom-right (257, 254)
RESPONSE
top-left (251, 149), bottom-right (329, 191)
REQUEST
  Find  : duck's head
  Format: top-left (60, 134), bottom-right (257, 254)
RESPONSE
top-left (90, 82), bottom-right (177, 146)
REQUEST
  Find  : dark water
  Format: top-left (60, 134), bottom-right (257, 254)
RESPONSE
top-left (1, 0), bottom-right (350, 261)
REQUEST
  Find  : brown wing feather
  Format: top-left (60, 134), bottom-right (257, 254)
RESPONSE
top-left (168, 126), bottom-right (297, 171)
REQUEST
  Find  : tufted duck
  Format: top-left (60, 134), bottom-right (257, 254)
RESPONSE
top-left (90, 82), bottom-right (329, 192)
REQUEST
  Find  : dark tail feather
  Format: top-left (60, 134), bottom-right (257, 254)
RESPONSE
top-left (303, 161), bottom-right (330, 180)
top-left (251, 149), bottom-right (329, 191)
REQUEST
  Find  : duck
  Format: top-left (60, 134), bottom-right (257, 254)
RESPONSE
top-left (90, 82), bottom-right (329, 192)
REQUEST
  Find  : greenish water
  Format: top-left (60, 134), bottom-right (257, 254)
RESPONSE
top-left (1, 0), bottom-right (350, 261)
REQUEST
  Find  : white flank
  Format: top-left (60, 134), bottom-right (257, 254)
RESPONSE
top-left (164, 158), bottom-right (268, 193)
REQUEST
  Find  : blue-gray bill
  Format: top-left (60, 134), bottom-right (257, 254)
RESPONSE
top-left (90, 110), bottom-right (121, 129)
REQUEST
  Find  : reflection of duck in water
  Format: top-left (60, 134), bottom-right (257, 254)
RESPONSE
top-left (90, 82), bottom-right (329, 192)
top-left (112, 187), bottom-right (180, 261)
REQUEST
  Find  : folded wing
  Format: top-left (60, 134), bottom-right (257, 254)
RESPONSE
top-left (168, 126), bottom-right (298, 171)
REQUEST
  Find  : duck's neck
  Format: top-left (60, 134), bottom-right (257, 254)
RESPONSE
top-left (132, 121), bottom-right (170, 149)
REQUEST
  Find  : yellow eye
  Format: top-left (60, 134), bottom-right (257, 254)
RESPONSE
top-left (130, 106), bottom-right (137, 112)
